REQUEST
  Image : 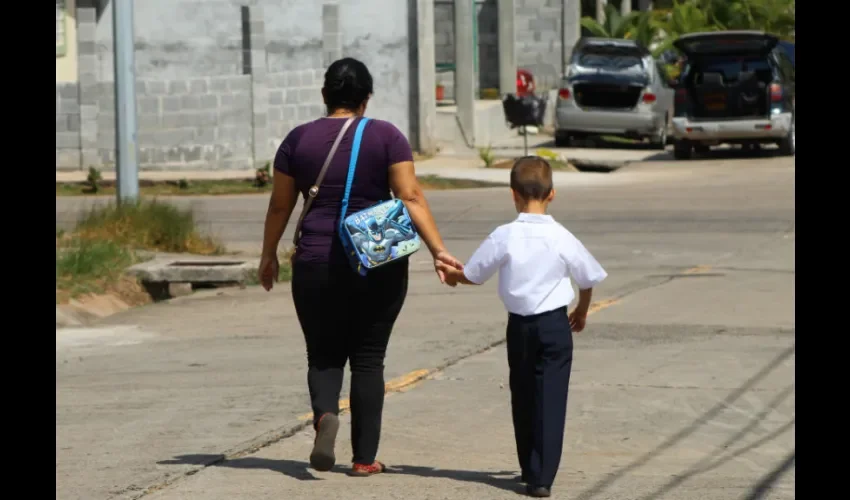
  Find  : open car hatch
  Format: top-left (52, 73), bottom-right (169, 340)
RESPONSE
top-left (673, 31), bottom-right (779, 58)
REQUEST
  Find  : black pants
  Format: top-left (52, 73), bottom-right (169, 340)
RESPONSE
top-left (506, 306), bottom-right (574, 489)
top-left (291, 259), bottom-right (408, 465)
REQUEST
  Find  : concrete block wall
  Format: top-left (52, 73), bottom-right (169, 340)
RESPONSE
top-left (266, 70), bottom-right (326, 153)
top-left (58, 0), bottom-right (412, 172)
top-left (515, 0), bottom-right (564, 92)
top-left (56, 83), bottom-right (81, 169)
top-left (95, 76), bottom-right (254, 170)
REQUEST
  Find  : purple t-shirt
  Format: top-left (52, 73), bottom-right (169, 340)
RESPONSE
top-left (274, 116), bottom-right (414, 264)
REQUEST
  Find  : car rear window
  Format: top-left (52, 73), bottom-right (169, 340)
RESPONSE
top-left (575, 53), bottom-right (644, 71)
top-left (692, 57), bottom-right (772, 83)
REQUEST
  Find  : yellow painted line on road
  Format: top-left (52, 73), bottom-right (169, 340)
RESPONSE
top-left (587, 298), bottom-right (619, 315)
top-left (297, 369), bottom-right (431, 422)
top-left (296, 300), bottom-right (620, 423)
top-left (683, 265), bottom-right (712, 275)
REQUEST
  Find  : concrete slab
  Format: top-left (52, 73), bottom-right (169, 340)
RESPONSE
top-left (56, 152), bottom-right (794, 500)
top-left (146, 323), bottom-right (794, 500)
top-left (127, 257), bottom-right (258, 284)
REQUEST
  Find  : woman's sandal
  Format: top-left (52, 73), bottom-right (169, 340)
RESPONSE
top-left (349, 461), bottom-right (386, 477)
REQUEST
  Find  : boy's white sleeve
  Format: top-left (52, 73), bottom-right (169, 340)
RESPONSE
top-left (564, 235), bottom-right (607, 290)
top-left (463, 234), bottom-right (504, 285)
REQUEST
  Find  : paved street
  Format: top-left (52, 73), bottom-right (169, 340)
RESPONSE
top-left (56, 151), bottom-right (794, 500)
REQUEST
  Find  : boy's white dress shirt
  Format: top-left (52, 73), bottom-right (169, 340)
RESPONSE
top-left (463, 213), bottom-right (607, 317)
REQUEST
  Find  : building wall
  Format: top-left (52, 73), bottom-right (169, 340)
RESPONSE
top-left (57, 0), bottom-right (412, 172)
top-left (433, 0), bottom-right (566, 100)
top-left (57, 83), bottom-right (81, 169)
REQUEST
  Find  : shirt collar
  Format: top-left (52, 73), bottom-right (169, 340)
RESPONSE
top-left (516, 213), bottom-right (555, 223)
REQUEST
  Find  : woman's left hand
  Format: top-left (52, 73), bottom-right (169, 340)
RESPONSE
top-left (433, 250), bottom-right (463, 284)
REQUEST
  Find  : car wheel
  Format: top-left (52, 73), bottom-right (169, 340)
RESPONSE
top-left (650, 117), bottom-right (668, 150)
top-left (554, 132), bottom-right (571, 148)
top-left (673, 140), bottom-right (693, 160)
top-left (777, 118), bottom-right (795, 156)
top-left (694, 144), bottom-right (710, 154)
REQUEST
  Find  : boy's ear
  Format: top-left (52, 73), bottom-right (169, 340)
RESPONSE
top-left (548, 188), bottom-right (556, 202)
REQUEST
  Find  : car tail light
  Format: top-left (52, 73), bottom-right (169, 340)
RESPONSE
top-left (642, 92), bottom-right (657, 103)
top-left (558, 88), bottom-right (571, 100)
top-left (675, 88), bottom-right (687, 104)
top-left (769, 83), bottom-right (783, 102)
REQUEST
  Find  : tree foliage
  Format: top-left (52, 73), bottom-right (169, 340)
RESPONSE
top-left (578, 0), bottom-right (795, 58)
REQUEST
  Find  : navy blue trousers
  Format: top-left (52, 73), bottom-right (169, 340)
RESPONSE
top-left (506, 306), bottom-right (574, 489)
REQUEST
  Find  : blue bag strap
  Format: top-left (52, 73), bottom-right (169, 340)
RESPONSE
top-left (339, 117), bottom-right (371, 230)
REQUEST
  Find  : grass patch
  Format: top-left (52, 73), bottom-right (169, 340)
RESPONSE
top-left (75, 200), bottom-right (223, 255)
top-left (56, 179), bottom-right (270, 197)
top-left (56, 200), bottom-right (223, 304)
top-left (417, 175), bottom-right (505, 190)
top-left (56, 237), bottom-right (141, 303)
top-left (57, 175), bottom-right (500, 197)
top-left (490, 159), bottom-right (577, 172)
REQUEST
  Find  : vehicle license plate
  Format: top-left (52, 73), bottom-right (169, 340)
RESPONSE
top-left (704, 92), bottom-right (726, 110)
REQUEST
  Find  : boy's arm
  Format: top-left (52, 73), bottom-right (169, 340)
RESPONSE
top-left (569, 288), bottom-right (593, 332)
top-left (564, 234), bottom-right (607, 333)
top-left (444, 232), bottom-right (505, 287)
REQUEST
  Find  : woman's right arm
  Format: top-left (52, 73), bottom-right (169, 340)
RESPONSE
top-left (389, 160), bottom-right (463, 282)
top-left (261, 169), bottom-right (298, 258)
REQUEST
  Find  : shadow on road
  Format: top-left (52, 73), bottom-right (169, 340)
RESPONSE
top-left (158, 454), bottom-right (522, 494)
top-left (158, 454), bottom-right (323, 481)
top-left (390, 465), bottom-right (522, 494)
top-left (742, 450), bottom-right (795, 500)
top-left (573, 344), bottom-right (795, 500)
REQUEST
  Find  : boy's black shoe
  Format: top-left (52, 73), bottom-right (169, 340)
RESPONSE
top-left (526, 485), bottom-right (551, 498)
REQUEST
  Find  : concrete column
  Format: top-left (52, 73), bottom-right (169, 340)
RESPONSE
top-left (562, 0), bottom-right (581, 76)
top-left (414, 0), bottom-right (437, 156)
top-left (76, 0), bottom-right (100, 169)
top-left (596, 0), bottom-right (607, 23)
top-left (322, 4), bottom-right (342, 66)
top-left (454, 0), bottom-right (476, 147)
top-left (244, 5), bottom-right (269, 167)
top-left (622, 0), bottom-right (632, 15)
top-left (497, 0), bottom-right (516, 96)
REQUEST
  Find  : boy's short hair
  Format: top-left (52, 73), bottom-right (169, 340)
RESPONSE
top-left (510, 156), bottom-right (553, 201)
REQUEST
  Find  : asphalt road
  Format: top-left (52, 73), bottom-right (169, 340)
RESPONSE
top-left (56, 150), bottom-right (794, 500)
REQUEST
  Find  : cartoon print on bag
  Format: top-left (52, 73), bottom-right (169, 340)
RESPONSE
top-left (346, 202), bottom-right (417, 266)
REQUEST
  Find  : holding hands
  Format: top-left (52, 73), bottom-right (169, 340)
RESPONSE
top-left (433, 250), bottom-right (464, 287)
top-left (434, 252), bottom-right (466, 287)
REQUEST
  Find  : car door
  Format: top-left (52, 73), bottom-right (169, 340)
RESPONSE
top-left (654, 61), bottom-right (676, 119)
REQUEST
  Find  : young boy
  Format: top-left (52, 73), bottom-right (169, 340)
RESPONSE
top-left (443, 156), bottom-right (607, 498)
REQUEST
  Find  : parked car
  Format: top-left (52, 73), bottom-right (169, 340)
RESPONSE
top-left (778, 40), bottom-right (795, 67)
top-left (670, 31), bottom-right (795, 159)
top-left (554, 37), bottom-right (675, 148)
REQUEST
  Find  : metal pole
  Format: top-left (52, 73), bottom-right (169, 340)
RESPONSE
top-left (113, 0), bottom-right (139, 202)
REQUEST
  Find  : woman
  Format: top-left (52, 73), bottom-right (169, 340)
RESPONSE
top-left (258, 57), bottom-right (462, 476)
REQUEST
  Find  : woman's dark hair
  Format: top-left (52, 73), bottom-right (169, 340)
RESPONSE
top-left (323, 57), bottom-right (374, 112)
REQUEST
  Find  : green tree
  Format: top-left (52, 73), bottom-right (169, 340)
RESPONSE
top-left (580, 4), bottom-right (638, 39)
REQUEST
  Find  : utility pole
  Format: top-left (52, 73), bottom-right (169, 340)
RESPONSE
top-left (113, 0), bottom-right (139, 202)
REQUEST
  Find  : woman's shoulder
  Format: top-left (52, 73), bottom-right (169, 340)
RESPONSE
top-left (365, 118), bottom-right (404, 137)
